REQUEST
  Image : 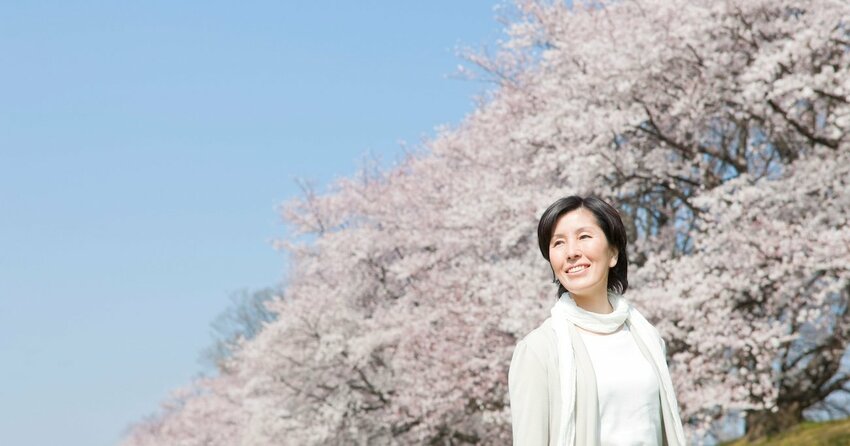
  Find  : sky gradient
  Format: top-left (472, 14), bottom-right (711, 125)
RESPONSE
top-left (0, 2), bottom-right (505, 444)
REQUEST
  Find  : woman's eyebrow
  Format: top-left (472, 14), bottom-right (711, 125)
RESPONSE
top-left (551, 227), bottom-right (596, 239)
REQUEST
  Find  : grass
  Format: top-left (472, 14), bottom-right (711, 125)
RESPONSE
top-left (721, 418), bottom-right (850, 446)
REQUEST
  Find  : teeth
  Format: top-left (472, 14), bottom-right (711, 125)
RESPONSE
top-left (568, 265), bottom-right (587, 273)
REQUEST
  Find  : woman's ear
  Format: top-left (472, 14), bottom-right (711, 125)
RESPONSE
top-left (609, 249), bottom-right (618, 268)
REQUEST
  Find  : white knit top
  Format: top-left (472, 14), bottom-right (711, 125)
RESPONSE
top-left (578, 324), bottom-right (662, 446)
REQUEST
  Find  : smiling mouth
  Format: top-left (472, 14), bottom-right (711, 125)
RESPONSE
top-left (567, 264), bottom-right (589, 274)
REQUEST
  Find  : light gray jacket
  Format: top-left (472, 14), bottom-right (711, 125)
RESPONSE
top-left (508, 317), bottom-right (674, 445)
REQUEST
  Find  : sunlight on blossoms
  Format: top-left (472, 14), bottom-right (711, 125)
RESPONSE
top-left (122, 0), bottom-right (850, 444)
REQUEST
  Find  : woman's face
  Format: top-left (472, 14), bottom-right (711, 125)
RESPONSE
top-left (548, 207), bottom-right (618, 301)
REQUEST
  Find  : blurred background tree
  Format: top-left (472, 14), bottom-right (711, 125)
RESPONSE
top-left (199, 287), bottom-right (281, 374)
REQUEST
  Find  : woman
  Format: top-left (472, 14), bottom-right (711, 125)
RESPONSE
top-left (509, 196), bottom-right (686, 445)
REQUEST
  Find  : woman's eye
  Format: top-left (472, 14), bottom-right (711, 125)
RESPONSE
top-left (579, 234), bottom-right (591, 240)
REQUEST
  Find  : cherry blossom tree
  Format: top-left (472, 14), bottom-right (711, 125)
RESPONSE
top-left (121, 373), bottom-right (248, 446)
top-left (122, 0), bottom-right (850, 444)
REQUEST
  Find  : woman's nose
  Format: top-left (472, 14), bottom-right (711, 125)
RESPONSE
top-left (565, 242), bottom-right (581, 260)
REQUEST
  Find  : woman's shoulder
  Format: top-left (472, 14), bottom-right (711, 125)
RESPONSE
top-left (627, 304), bottom-right (662, 334)
top-left (626, 303), bottom-right (667, 352)
top-left (516, 317), bottom-right (558, 357)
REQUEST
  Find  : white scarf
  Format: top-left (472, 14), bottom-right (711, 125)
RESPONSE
top-left (550, 292), bottom-right (687, 445)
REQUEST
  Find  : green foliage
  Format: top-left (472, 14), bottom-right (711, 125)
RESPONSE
top-left (722, 418), bottom-right (850, 446)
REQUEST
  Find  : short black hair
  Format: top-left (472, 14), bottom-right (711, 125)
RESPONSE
top-left (536, 195), bottom-right (629, 297)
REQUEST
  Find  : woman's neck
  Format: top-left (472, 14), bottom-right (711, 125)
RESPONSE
top-left (571, 291), bottom-right (613, 314)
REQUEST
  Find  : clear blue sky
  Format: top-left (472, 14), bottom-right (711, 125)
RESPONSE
top-left (0, 2), bottom-right (504, 445)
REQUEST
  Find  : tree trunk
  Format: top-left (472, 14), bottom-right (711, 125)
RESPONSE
top-left (745, 402), bottom-right (805, 440)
